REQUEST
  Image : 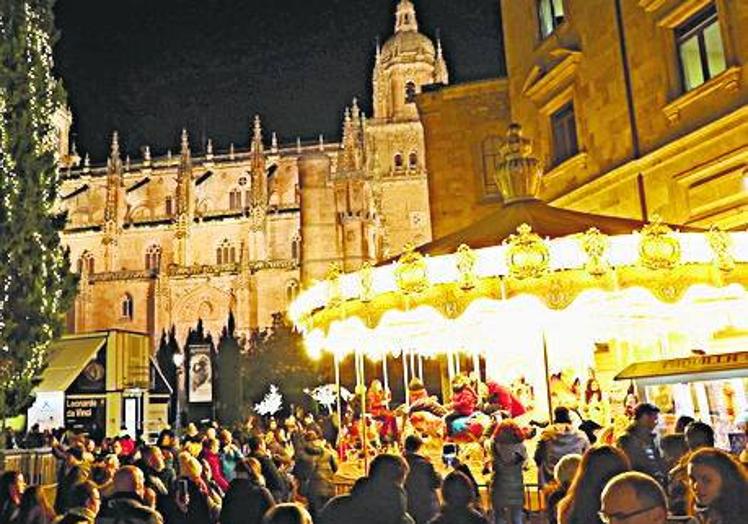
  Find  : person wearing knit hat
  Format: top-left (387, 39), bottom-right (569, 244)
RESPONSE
top-left (543, 453), bottom-right (582, 524)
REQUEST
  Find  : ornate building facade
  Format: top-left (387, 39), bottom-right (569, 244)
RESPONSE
top-left (419, 0), bottom-right (746, 239)
top-left (57, 0), bottom-right (447, 347)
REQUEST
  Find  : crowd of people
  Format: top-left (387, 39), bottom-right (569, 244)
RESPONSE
top-left (0, 396), bottom-right (746, 524)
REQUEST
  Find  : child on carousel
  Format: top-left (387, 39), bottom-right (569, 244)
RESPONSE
top-left (445, 374), bottom-right (479, 437)
top-left (367, 379), bottom-right (398, 443)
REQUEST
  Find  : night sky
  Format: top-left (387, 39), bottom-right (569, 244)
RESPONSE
top-left (53, 0), bottom-right (505, 162)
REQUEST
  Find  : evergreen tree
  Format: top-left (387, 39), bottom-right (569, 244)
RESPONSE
top-left (0, 0), bottom-right (77, 421)
top-left (244, 312), bottom-right (322, 413)
top-left (215, 311), bottom-right (242, 424)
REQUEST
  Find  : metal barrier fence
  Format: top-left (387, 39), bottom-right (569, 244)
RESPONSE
top-left (0, 449), bottom-right (58, 486)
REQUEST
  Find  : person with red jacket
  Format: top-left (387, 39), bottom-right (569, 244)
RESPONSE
top-left (367, 380), bottom-right (398, 442)
top-left (486, 381), bottom-right (527, 419)
top-left (199, 437), bottom-right (230, 492)
top-left (445, 375), bottom-right (478, 436)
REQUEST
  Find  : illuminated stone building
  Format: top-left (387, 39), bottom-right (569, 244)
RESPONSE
top-left (58, 0), bottom-right (446, 346)
top-left (420, 0), bottom-right (747, 238)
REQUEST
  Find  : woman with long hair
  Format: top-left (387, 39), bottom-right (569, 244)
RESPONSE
top-left (0, 471), bottom-right (26, 523)
top-left (12, 486), bottom-right (56, 524)
top-left (688, 447), bottom-right (748, 524)
top-left (557, 445), bottom-right (630, 524)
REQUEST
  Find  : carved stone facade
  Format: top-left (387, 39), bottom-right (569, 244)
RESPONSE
top-left (57, 0), bottom-right (446, 348)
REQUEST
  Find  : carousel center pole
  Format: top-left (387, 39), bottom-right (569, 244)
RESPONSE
top-left (402, 348), bottom-right (410, 408)
top-left (334, 353), bottom-right (342, 447)
top-left (356, 350), bottom-right (369, 473)
top-left (542, 332), bottom-right (553, 423)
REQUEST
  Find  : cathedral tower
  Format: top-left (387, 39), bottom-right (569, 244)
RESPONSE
top-left (367, 0), bottom-right (447, 255)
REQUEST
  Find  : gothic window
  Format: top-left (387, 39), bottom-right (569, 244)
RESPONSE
top-left (481, 137), bottom-right (503, 197)
top-left (408, 151), bottom-right (418, 169)
top-left (538, 0), bottom-right (564, 39)
top-left (216, 239), bottom-right (236, 265)
top-left (145, 244), bottom-right (162, 271)
top-left (394, 153), bottom-right (404, 171)
top-left (405, 81), bottom-right (417, 103)
top-left (676, 4), bottom-right (726, 92)
top-left (165, 196), bottom-right (173, 216)
top-left (121, 293), bottom-right (134, 320)
top-left (229, 189), bottom-right (242, 210)
top-left (551, 103), bottom-right (579, 166)
top-left (78, 251), bottom-right (95, 274)
top-left (286, 280), bottom-right (300, 303)
top-left (291, 234), bottom-right (301, 261)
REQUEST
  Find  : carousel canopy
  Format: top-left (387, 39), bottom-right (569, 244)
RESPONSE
top-left (289, 124), bottom-right (748, 360)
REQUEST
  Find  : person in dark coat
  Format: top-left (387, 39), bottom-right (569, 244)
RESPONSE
top-left (219, 458), bottom-right (275, 524)
top-left (428, 471), bottom-right (488, 524)
top-left (615, 403), bottom-right (666, 485)
top-left (56, 481), bottom-right (100, 524)
top-left (346, 454), bottom-right (414, 524)
top-left (403, 435), bottom-right (442, 524)
top-left (299, 430), bottom-right (338, 518)
top-left (534, 407), bottom-right (589, 487)
top-left (56, 444), bottom-right (91, 515)
top-left (247, 435), bottom-right (289, 502)
top-left (0, 471), bottom-right (26, 523)
top-left (490, 421), bottom-right (527, 524)
top-left (95, 467), bottom-right (162, 524)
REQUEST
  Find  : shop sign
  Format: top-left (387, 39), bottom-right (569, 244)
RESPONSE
top-left (65, 397), bottom-right (106, 429)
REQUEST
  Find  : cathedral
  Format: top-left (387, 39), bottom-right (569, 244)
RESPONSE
top-left (57, 0), bottom-right (448, 347)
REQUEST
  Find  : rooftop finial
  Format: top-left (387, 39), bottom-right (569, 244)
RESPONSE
top-left (110, 131), bottom-right (120, 159)
top-left (395, 0), bottom-right (418, 33)
top-left (296, 137), bottom-right (302, 154)
top-left (206, 138), bottom-right (213, 156)
top-left (351, 97), bottom-right (360, 120)
top-left (181, 128), bottom-right (189, 152)
top-left (229, 143), bottom-right (235, 160)
top-left (143, 145), bottom-right (151, 162)
top-left (318, 134), bottom-right (324, 151)
top-left (253, 114), bottom-right (262, 142)
top-left (271, 131), bottom-right (278, 152)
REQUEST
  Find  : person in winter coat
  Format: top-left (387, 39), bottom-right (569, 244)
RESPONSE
top-left (247, 435), bottom-right (290, 502)
top-left (445, 375), bottom-right (479, 436)
top-left (95, 467), bottom-right (162, 524)
top-left (174, 451), bottom-right (221, 524)
top-left (199, 438), bottom-right (229, 492)
top-left (347, 454), bottom-right (414, 524)
top-left (534, 407), bottom-right (590, 486)
top-left (219, 458), bottom-right (275, 524)
top-left (484, 382), bottom-right (527, 419)
top-left (615, 403), bottom-right (667, 486)
top-left (403, 435), bottom-right (442, 524)
top-left (56, 444), bottom-right (91, 515)
top-left (56, 481), bottom-right (100, 524)
top-left (0, 471), bottom-right (25, 523)
top-left (300, 430), bottom-right (338, 518)
top-left (428, 471), bottom-right (488, 524)
top-left (490, 420), bottom-right (528, 524)
top-left (219, 430), bottom-right (243, 482)
top-left (687, 448), bottom-right (748, 524)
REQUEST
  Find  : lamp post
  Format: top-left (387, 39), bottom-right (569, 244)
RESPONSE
top-left (172, 351), bottom-right (185, 430)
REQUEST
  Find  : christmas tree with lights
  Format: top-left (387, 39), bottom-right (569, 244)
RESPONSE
top-left (0, 0), bottom-right (77, 423)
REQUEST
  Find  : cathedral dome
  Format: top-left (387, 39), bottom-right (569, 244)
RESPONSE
top-left (381, 31), bottom-right (435, 63)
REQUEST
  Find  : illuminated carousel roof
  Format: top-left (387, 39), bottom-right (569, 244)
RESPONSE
top-left (289, 124), bottom-right (748, 359)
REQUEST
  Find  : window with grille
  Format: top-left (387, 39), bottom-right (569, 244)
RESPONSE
top-left (229, 189), bottom-right (242, 210)
top-left (394, 153), bottom-right (404, 171)
top-left (121, 294), bottom-right (134, 320)
top-left (538, 0), bottom-right (565, 39)
top-left (78, 251), bottom-right (95, 274)
top-left (551, 103), bottom-right (579, 166)
top-left (676, 4), bottom-right (726, 92)
top-left (216, 239), bottom-right (236, 265)
top-left (408, 151), bottom-right (418, 169)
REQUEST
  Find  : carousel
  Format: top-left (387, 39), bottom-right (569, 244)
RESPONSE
top-left (289, 124), bottom-right (748, 478)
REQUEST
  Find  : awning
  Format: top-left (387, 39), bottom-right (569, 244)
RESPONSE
top-left (36, 333), bottom-right (108, 392)
top-left (615, 351), bottom-right (748, 386)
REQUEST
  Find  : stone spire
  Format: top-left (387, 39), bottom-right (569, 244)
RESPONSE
top-left (250, 115), bottom-right (267, 206)
top-left (395, 0), bottom-right (418, 33)
top-left (104, 131), bottom-right (124, 224)
top-left (107, 131), bottom-right (122, 173)
top-left (495, 123), bottom-right (543, 204)
top-left (206, 138), bottom-right (214, 159)
top-left (271, 131), bottom-right (278, 153)
top-left (176, 129), bottom-right (194, 217)
top-left (435, 35), bottom-right (449, 84)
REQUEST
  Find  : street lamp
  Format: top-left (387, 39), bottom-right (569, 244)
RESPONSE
top-left (172, 351), bottom-right (185, 430)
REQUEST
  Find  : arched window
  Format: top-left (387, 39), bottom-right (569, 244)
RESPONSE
top-left (229, 189), bottom-right (242, 210)
top-left (216, 239), bottom-right (236, 265)
top-left (405, 81), bottom-right (417, 103)
top-left (394, 153), bottom-right (404, 171)
top-left (145, 244), bottom-right (162, 271)
top-left (408, 151), bottom-right (418, 169)
top-left (78, 251), bottom-right (95, 274)
top-left (286, 280), bottom-right (300, 303)
top-left (121, 293), bottom-right (134, 320)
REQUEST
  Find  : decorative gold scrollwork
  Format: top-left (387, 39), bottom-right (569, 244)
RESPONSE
top-left (456, 244), bottom-right (478, 289)
top-left (505, 223), bottom-right (550, 280)
top-left (706, 226), bottom-right (734, 272)
top-left (360, 262), bottom-right (374, 302)
top-left (395, 244), bottom-right (429, 295)
top-left (638, 215), bottom-right (681, 270)
top-left (326, 262), bottom-right (342, 308)
top-left (580, 227), bottom-right (609, 277)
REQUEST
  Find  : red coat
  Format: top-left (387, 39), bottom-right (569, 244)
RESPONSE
top-left (487, 382), bottom-right (527, 418)
top-left (201, 449), bottom-right (229, 491)
top-left (368, 389), bottom-right (390, 417)
top-left (451, 387), bottom-right (478, 416)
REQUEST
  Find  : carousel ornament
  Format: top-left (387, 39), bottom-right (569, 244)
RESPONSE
top-left (505, 223), bottom-right (550, 280)
top-left (395, 244), bottom-right (429, 295)
top-left (579, 227), bottom-right (610, 277)
top-left (706, 225), bottom-right (735, 273)
top-left (326, 262), bottom-right (343, 308)
top-left (638, 215), bottom-right (681, 270)
top-left (456, 244), bottom-right (478, 290)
